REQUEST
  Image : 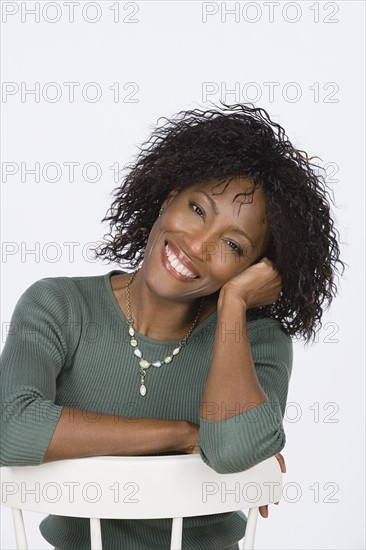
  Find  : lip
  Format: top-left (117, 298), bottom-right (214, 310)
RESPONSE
top-left (161, 240), bottom-right (200, 281)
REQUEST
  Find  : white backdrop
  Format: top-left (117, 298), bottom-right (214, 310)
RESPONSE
top-left (1, 1), bottom-right (365, 549)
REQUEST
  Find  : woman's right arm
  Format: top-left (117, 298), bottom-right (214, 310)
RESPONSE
top-left (1, 278), bottom-right (198, 466)
top-left (43, 407), bottom-right (198, 462)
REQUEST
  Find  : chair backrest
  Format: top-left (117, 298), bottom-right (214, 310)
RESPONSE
top-left (1, 454), bottom-right (282, 550)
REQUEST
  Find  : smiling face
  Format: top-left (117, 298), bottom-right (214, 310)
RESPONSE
top-left (140, 177), bottom-right (270, 302)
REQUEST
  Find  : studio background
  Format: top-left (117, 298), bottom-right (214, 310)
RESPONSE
top-left (1, 1), bottom-right (365, 549)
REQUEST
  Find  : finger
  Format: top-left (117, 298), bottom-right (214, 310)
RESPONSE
top-left (259, 505), bottom-right (268, 518)
top-left (262, 257), bottom-right (275, 268)
top-left (275, 452), bottom-right (287, 473)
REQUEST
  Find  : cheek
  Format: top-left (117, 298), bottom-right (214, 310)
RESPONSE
top-left (144, 209), bottom-right (187, 252)
top-left (143, 219), bottom-right (164, 256)
top-left (165, 207), bottom-right (192, 229)
top-left (211, 254), bottom-right (250, 285)
top-left (145, 221), bottom-right (159, 244)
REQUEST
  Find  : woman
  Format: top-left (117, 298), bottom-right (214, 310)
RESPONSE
top-left (0, 103), bottom-right (345, 549)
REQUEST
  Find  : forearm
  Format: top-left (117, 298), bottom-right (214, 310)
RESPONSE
top-left (199, 290), bottom-right (268, 422)
top-left (42, 406), bottom-right (193, 463)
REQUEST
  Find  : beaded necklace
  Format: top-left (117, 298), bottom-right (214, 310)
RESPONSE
top-left (125, 270), bottom-right (204, 396)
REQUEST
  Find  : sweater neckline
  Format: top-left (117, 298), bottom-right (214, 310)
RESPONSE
top-left (103, 269), bottom-right (218, 346)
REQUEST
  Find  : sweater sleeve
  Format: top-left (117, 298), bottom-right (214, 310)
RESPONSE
top-left (0, 278), bottom-right (75, 466)
top-left (197, 318), bottom-right (293, 474)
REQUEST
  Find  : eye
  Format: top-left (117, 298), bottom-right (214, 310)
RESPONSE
top-left (225, 241), bottom-right (243, 256)
top-left (189, 201), bottom-right (205, 218)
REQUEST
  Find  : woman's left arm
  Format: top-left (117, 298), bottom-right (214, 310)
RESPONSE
top-left (198, 259), bottom-right (293, 474)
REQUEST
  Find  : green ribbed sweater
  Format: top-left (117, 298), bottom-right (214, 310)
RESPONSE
top-left (0, 270), bottom-right (293, 550)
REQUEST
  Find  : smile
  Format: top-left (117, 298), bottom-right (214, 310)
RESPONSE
top-left (164, 243), bottom-right (199, 279)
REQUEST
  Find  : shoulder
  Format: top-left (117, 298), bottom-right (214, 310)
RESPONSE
top-left (247, 316), bottom-right (293, 376)
top-left (247, 315), bottom-right (291, 342)
top-left (6, 273), bottom-right (111, 355)
top-left (9, 272), bottom-right (109, 330)
top-left (17, 272), bottom-right (107, 306)
top-left (13, 276), bottom-right (71, 314)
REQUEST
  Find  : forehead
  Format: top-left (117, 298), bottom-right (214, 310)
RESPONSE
top-left (187, 178), bottom-right (267, 214)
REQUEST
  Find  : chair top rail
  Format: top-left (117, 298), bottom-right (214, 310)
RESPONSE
top-left (1, 455), bottom-right (282, 519)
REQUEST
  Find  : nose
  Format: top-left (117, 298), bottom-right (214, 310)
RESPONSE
top-left (182, 227), bottom-right (218, 263)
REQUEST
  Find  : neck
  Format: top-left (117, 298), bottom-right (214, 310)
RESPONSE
top-left (127, 268), bottom-right (213, 341)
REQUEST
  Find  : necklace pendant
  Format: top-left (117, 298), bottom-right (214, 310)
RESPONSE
top-left (126, 271), bottom-right (204, 398)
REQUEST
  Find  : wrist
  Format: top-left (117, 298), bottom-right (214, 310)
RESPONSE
top-left (175, 420), bottom-right (199, 453)
top-left (218, 286), bottom-right (249, 311)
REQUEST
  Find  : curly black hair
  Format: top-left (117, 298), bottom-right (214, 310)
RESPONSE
top-left (92, 101), bottom-right (346, 344)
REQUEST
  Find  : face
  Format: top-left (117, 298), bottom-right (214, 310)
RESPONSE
top-left (141, 177), bottom-right (270, 302)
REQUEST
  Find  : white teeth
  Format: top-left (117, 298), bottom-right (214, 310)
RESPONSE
top-left (170, 258), bottom-right (180, 269)
top-left (165, 244), bottom-right (197, 279)
top-left (178, 265), bottom-right (191, 276)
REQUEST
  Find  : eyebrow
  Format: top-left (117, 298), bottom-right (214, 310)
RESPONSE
top-left (196, 190), bottom-right (255, 245)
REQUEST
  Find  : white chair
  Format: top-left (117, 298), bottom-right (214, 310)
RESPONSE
top-left (1, 454), bottom-right (282, 550)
